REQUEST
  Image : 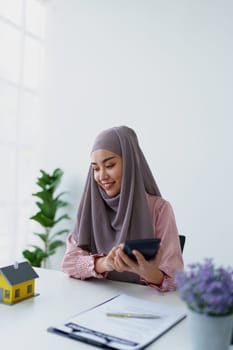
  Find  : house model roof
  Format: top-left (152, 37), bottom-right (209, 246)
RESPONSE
top-left (0, 261), bottom-right (39, 286)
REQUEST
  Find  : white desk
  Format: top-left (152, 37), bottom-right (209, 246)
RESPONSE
top-left (1, 268), bottom-right (232, 350)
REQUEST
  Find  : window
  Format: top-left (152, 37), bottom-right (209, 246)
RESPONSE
top-left (15, 288), bottom-right (20, 298)
top-left (0, 0), bottom-right (46, 265)
top-left (4, 290), bottom-right (10, 299)
top-left (27, 284), bottom-right (32, 294)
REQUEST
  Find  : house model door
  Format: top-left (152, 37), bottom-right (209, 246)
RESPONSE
top-left (0, 288), bottom-right (3, 302)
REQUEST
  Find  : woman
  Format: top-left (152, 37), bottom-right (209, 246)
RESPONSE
top-left (61, 126), bottom-right (183, 291)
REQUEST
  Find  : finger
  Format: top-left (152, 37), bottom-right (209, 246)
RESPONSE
top-left (114, 255), bottom-right (126, 272)
top-left (118, 249), bottom-right (138, 268)
top-left (131, 249), bottom-right (146, 264)
top-left (108, 246), bottom-right (121, 261)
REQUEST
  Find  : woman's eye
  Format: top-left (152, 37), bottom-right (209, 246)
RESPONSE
top-left (106, 164), bottom-right (114, 169)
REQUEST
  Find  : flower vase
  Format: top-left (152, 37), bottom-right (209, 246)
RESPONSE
top-left (188, 309), bottom-right (233, 350)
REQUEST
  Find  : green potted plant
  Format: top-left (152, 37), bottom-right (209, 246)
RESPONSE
top-left (23, 168), bottom-right (70, 268)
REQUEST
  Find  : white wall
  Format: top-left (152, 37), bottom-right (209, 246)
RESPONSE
top-left (41, 0), bottom-right (233, 268)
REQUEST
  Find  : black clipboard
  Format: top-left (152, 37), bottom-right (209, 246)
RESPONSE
top-left (48, 323), bottom-right (138, 349)
top-left (47, 294), bottom-right (186, 350)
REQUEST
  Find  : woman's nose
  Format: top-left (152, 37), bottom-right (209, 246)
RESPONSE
top-left (99, 168), bottom-right (108, 181)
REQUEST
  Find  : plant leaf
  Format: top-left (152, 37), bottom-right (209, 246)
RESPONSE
top-left (22, 248), bottom-right (48, 267)
top-left (35, 201), bottom-right (57, 220)
top-left (48, 240), bottom-right (64, 252)
top-left (54, 214), bottom-right (70, 225)
top-left (34, 233), bottom-right (48, 242)
top-left (52, 229), bottom-right (69, 236)
top-left (30, 212), bottom-right (55, 227)
top-left (32, 190), bottom-right (53, 202)
top-left (55, 191), bottom-right (68, 200)
top-left (49, 229), bottom-right (69, 242)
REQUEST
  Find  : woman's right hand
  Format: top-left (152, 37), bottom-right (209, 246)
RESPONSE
top-left (94, 245), bottom-right (122, 274)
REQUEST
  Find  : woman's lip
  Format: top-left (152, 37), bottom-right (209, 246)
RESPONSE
top-left (101, 182), bottom-right (114, 190)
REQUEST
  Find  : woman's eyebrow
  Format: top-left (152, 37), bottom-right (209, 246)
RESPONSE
top-left (91, 156), bottom-right (116, 165)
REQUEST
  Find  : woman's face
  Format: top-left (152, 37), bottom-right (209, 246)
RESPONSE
top-left (91, 149), bottom-right (123, 197)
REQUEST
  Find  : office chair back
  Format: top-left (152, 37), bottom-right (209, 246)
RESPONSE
top-left (179, 235), bottom-right (186, 253)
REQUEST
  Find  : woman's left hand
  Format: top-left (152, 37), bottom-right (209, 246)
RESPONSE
top-left (114, 246), bottom-right (164, 285)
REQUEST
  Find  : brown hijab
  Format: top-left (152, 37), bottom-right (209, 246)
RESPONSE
top-left (72, 126), bottom-right (161, 283)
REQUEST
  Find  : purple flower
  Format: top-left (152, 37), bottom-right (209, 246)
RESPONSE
top-left (175, 258), bottom-right (233, 316)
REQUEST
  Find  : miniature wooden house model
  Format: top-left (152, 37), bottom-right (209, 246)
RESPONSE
top-left (0, 261), bottom-right (39, 304)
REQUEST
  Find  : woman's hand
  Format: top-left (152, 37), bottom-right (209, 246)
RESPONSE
top-left (95, 245), bottom-right (164, 286)
top-left (114, 246), bottom-right (164, 285)
top-left (94, 245), bottom-right (122, 274)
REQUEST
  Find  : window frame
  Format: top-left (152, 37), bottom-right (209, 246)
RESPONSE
top-left (0, 0), bottom-right (46, 266)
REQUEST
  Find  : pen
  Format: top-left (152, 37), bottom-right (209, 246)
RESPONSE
top-left (106, 312), bottom-right (161, 319)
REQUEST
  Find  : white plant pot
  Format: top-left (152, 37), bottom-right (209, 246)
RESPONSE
top-left (188, 309), bottom-right (233, 350)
